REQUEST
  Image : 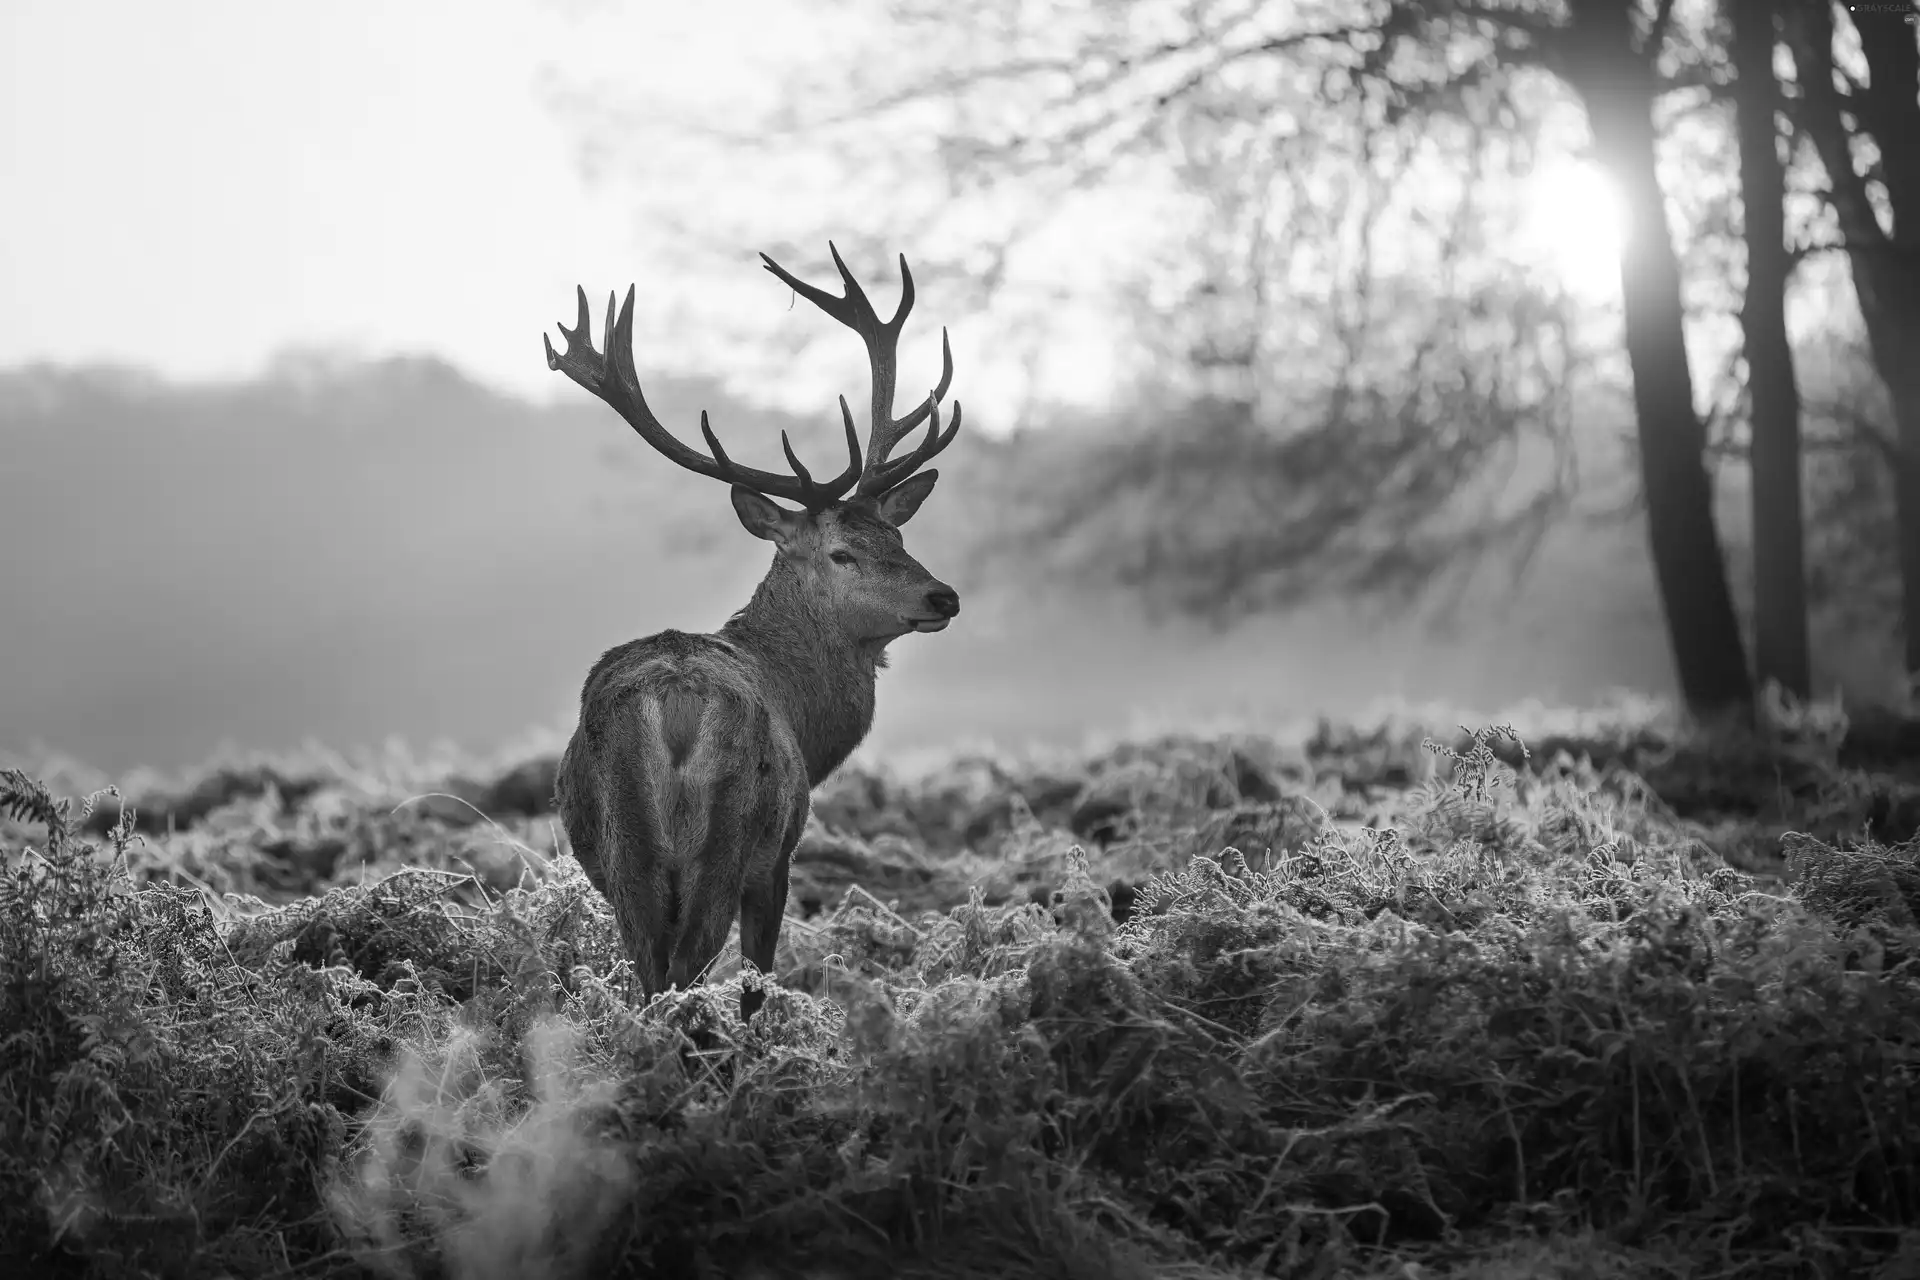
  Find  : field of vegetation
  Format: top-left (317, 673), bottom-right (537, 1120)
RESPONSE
top-left (4, 699), bottom-right (1919, 1279)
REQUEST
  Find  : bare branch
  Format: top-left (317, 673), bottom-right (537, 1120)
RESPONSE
top-left (1647, 0), bottom-right (1680, 61)
top-left (1782, 0), bottom-right (1891, 253)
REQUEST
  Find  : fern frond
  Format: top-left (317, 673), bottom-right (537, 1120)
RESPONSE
top-left (1, 768), bottom-right (70, 843)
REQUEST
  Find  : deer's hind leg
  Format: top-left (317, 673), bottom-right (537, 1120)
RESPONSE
top-left (737, 845), bottom-right (794, 1021)
top-left (582, 701), bottom-right (687, 1001)
top-left (599, 783), bottom-right (673, 1001)
top-left (657, 689), bottom-right (759, 997)
top-left (738, 739), bottom-right (807, 1021)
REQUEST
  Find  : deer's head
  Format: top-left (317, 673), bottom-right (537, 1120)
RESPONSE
top-left (544, 243), bottom-right (962, 646)
top-left (729, 481), bottom-right (957, 643)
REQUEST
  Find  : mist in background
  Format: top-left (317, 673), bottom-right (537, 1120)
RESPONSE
top-left (0, 357), bottom-right (1675, 775)
top-left (4, 0), bottom-right (1825, 778)
top-left (0, 0), bottom-right (1083, 423)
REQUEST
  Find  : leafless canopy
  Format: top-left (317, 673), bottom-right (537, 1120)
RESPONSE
top-left (545, 243), bottom-right (960, 510)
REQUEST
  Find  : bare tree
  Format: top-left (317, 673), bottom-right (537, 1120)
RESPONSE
top-left (1783, 1), bottom-right (1920, 688)
top-left (1781, 2), bottom-right (1920, 690)
top-left (567, 0), bottom-right (1761, 716)
top-left (1527, 0), bottom-right (1749, 716)
top-left (1731, 0), bottom-right (1811, 698)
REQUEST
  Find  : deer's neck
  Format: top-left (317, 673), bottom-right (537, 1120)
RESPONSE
top-left (720, 560), bottom-right (882, 786)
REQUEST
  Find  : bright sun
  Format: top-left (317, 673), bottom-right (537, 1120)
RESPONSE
top-left (1518, 158), bottom-right (1631, 301)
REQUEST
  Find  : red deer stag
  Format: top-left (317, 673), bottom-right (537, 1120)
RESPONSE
top-left (543, 244), bottom-right (961, 1020)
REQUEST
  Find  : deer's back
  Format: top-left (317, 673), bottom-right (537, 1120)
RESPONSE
top-left (554, 629), bottom-right (808, 897)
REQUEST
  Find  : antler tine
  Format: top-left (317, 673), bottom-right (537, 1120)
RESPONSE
top-left (761, 242), bottom-right (961, 498)
top-left (863, 396), bottom-right (962, 495)
top-left (545, 282), bottom-right (861, 511)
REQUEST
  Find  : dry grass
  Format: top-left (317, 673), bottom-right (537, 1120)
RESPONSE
top-left (3, 702), bottom-right (1919, 1279)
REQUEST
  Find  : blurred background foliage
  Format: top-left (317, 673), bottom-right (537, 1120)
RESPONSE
top-left (2, 0), bottom-right (1913, 774)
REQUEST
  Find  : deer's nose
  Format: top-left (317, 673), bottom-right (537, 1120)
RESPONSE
top-left (925, 585), bottom-right (960, 618)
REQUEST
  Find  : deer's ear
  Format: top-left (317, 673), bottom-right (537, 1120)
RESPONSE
top-left (732, 487), bottom-right (803, 545)
top-left (875, 470), bottom-right (938, 527)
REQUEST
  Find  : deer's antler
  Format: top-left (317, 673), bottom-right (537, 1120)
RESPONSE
top-left (760, 242), bottom-right (961, 498)
top-left (544, 284), bottom-right (862, 511)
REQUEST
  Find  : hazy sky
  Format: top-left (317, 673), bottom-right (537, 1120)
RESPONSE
top-left (0, 0), bottom-right (863, 407)
top-left (2, 0), bottom-right (1684, 427)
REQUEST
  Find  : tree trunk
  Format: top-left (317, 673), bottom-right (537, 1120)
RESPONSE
top-left (1565, 0), bottom-right (1754, 717)
top-left (1731, 0), bottom-right (1811, 699)
top-left (1791, 1), bottom-right (1920, 687)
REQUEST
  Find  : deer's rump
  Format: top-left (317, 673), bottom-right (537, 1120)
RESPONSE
top-left (555, 630), bottom-right (808, 994)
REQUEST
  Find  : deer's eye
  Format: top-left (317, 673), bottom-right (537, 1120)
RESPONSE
top-left (829, 550), bottom-right (856, 566)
